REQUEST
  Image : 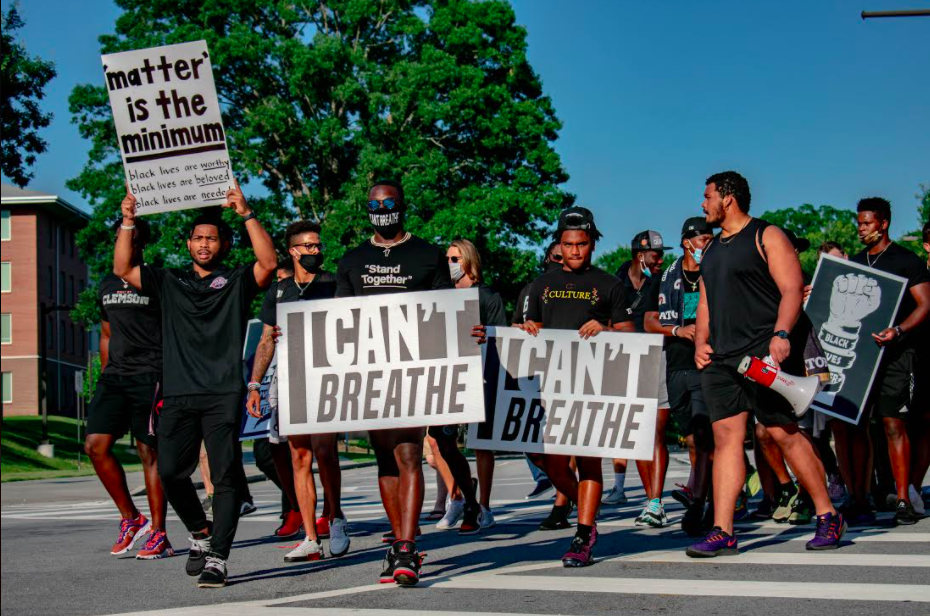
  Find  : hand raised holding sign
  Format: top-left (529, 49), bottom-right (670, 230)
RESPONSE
top-left (222, 177), bottom-right (251, 217)
top-left (121, 185), bottom-right (137, 225)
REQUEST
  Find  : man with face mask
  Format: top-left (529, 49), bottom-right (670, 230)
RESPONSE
top-left (335, 180), bottom-right (453, 586)
top-left (114, 182), bottom-right (278, 588)
top-left (247, 221), bottom-right (348, 562)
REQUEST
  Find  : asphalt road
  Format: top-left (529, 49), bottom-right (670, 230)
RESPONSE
top-left (2, 453), bottom-right (928, 616)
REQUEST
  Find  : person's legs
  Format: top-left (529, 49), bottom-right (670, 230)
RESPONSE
top-left (136, 441), bottom-right (167, 531)
top-left (157, 396), bottom-right (209, 536)
top-left (199, 443), bottom-right (213, 499)
top-left (370, 430), bottom-right (403, 538)
top-left (86, 433), bottom-right (139, 520)
top-left (766, 424), bottom-right (835, 516)
top-left (426, 434), bottom-right (457, 496)
top-left (428, 426), bottom-right (477, 507)
top-left (392, 429), bottom-right (426, 542)
top-left (287, 435), bottom-right (319, 540)
top-left (650, 408), bottom-right (670, 499)
top-left (476, 450), bottom-right (495, 510)
top-left (691, 416), bottom-right (714, 502)
top-left (755, 423), bottom-right (792, 484)
top-left (312, 433), bottom-right (343, 519)
top-left (575, 457), bottom-right (603, 527)
top-left (882, 417), bottom-right (912, 502)
top-left (711, 412), bottom-right (748, 535)
top-left (270, 441), bottom-right (298, 513)
top-left (543, 454), bottom-right (579, 504)
top-left (199, 394), bottom-right (245, 561)
top-left (909, 410), bottom-right (930, 492)
top-left (832, 419), bottom-right (872, 509)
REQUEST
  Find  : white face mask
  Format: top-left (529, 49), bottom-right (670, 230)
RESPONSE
top-left (449, 262), bottom-right (465, 282)
top-left (685, 240), bottom-right (703, 264)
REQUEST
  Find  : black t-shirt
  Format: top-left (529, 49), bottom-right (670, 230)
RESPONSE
top-left (142, 262), bottom-right (264, 396)
top-left (616, 260), bottom-right (660, 333)
top-left (478, 284), bottom-right (508, 327)
top-left (524, 265), bottom-right (632, 330)
top-left (98, 273), bottom-right (162, 376)
top-left (851, 242), bottom-right (930, 349)
top-left (512, 283), bottom-right (531, 325)
top-left (336, 235), bottom-right (452, 297)
top-left (260, 272), bottom-right (337, 327)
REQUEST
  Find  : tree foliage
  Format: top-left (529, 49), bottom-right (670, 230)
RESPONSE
top-left (898, 184), bottom-right (930, 256)
top-left (1, 5), bottom-right (56, 187)
top-left (69, 0), bottom-right (571, 325)
top-left (760, 204), bottom-right (860, 275)
top-left (594, 245), bottom-right (632, 275)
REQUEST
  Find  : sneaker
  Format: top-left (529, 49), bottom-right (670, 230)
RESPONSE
top-left (197, 554), bottom-right (227, 588)
top-left (110, 514), bottom-right (151, 555)
top-left (539, 503), bottom-right (573, 531)
top-left (733, 492), bottom-right (750, 522)
top-left (526, 478), bottom-right (554, 500)
top-left (828, 474), bottom-right (846, 502)
top-left (316, 516), bottom-right (330, 539)
top-left (136, 529), bottom-right (174, 560)
top-left (381, 527), bottom-right (422, 543)
top-left (773, 484), bottom-right (798, 523)
top-left (240, 500), bottom-right (257, 517)
top-left (459, 503), bottom-right (481, 535)
top-left (561, 526), bottom-right (598, 568)
top-left (894, 500), bottom-right (920, 526)
top-left (379, 546), bottom-right (398, 583)
top-left (789, 493), bottom-right (814, 525)
top-left (681, 502), bottom-right (705, 537)
top-left (601, 485), bottom-right (628, 505)
top-left (635, 499), bottom-right (666, 527)
top-left (201, 494), bottom-right (213, 513)
top-left (671, 484), bottom-right (695, 508)
top-left (329, 517), bottom-right (350, 557)
top-left (805, 512), bottom-right (846, 550)
top-left (752, 496), bottom-right (776, 520)
top-left (908, 485), bottom-right (926, 516)
top-left (186, 531), bottom-right (211, 576)
top-left (284, 537), bottom-right (325, 562)
top-left (392, 540), bottom-right (422, 586)
top-left (686, 527), bottom-right (739, 558)
top-left (478, 505), bottom-right (496, 529)
top-left (275, 511), bottom-right (303, 539)
top-left (436, 497), bottom-right (465, 530)
top-left (846, 503), bottom-right (877, 527)
top-left (746, 466), bottom-right (762, 497)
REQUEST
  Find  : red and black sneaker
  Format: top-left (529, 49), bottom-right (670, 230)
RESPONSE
top-left (459, 503), bottom-right (481, 535)
top-left (275, 511), bottom-right (303, 539)
top-left (111, 513), bottom-right (151, 555)
top-left (392, 540), bottom-right (422, 586)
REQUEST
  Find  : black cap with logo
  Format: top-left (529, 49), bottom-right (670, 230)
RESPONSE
top-left (556, 207), bottom-right (602, 240)
top-left (631, 230), bottom-right (666, 253)
top-left (681, 217), bottom-right (712, 240)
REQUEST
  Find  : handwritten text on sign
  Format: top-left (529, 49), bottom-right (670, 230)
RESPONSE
top-left (277, 288), bottom-right (485, 435)
top-left (467, 327), bottom-right (663, 459)
top-left (102, 40), bottom-right (233, 214)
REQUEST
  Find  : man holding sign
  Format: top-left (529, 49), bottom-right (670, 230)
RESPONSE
top-left (114, 182), bottom-right (276, 588)
top-left (522, 207), bottom-right (635, 568)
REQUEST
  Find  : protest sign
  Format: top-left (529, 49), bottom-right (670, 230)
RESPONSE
top-left (277, 288), bottom-right (485, 436)
top-left (101, 40), bottom-right (233, 215)
top-left (240, 319), bottom-right (275, 441)
top-left (467, 327), bottom-right (663, 459)
top-left (806, 254), bottom-right (907, 425)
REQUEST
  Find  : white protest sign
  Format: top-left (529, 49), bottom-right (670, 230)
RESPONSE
top-left (278, 288), bottom-right (485, 435)
top-left (467, 327), bottom-right (663, 459)
top-left (101, 40), bottom-right (233, 215)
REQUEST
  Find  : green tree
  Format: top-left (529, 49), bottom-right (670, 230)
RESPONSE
top-left (1, 5), bottom-right (56, 187)
top-left (760, 204), bottom-right (859, 275)
top-left (594, 245), bottom-right (632, 275)
top-left (899, 184), bottom-right (930, 255)
top-left (68, 0), bottom-right (571, 325)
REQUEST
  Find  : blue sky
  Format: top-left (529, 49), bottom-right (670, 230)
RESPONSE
top-left (6, 0), bottom-right (929, 254)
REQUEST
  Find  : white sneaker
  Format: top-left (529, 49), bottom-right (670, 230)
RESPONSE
top-left (329, 517), bottom-right (351, 557)
top-left (436, 497), bottom-right (465, 529)
top-left (601, 485), bottom-right (628, 505)
top-left (478, 506), bottom-right (496, 529)
top-left (909, 485), bottom-right (926, 516)
top-left (240, 501), bottom-right (258, 516)
top-left (284, 537), bottom-right (324, 562)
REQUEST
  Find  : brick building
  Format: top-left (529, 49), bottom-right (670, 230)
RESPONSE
top-left (1, 184), bottom-right (91, 417)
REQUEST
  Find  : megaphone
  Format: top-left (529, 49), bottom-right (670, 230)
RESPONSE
top-left (738, 356), bottom-right (822, 418)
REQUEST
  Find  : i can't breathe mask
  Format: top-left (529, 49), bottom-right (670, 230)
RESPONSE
top-left (370, 209), bottom-right (405, 239)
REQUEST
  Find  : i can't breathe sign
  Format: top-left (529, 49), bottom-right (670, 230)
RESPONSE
top-left (277, 288), bottom-right (485, 435)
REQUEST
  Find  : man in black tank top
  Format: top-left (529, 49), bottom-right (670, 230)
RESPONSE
top-left (686, 171), bottom-right (843, 558)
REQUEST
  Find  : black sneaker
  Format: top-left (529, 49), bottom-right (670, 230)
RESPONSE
top-left (681, 502), bottom-right (705, 537)
top-left (459, 503), bottom-right (481, 535)
top-left (752, 496), bottom-right (776, 519)
top-left (392, 540), bottom-right (421, 586)
top-left (538, 503), bottom-right (573, 531)
top-left (894, 500), bottom-right (919, 526)
top-left (197, 554), bottom-right (227, 588)
top-left (186, 531), bottom-right (211, 577)
top-left (379, 546), bottom-right (397, 584)
top-left (526, 478), bottom-right (554, 500)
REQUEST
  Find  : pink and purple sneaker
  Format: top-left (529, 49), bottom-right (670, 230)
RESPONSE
top-left (805, 512), bottom-right (846, 550)
top-left (561, 526), bottom-right (598, 567)
top-left (686, 526), bottom-right (738, 558)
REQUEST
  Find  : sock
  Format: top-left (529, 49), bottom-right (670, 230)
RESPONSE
top-left (614, 472), bottom-right (626, 489)
top-left (551, 503), bottom-right (572, 518)
top-left (576, 523), bottom-right (593, 541)
top-left (780, 481), bottom-right (798, 498)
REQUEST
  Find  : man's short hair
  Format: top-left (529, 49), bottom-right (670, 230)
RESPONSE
top-left (284, 221), bottom-right (322, 247)
top-left (371, 179), bottom-right (405, 202)
top-left (857, 197), bottom-right (892, 222)
top-left (706, 171), bottom-right (751, 212)
top-left (112, 217), bottom-right (151, 245)
top-left (188, 209), bottom-right (232, 245)
top-left (922, 220), bottom-right (929, 245)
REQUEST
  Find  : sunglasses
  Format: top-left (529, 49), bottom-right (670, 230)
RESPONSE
top-left (367, 198), bottom-right (400, 212)
top-left (447, 256), bottom-right (461, 263)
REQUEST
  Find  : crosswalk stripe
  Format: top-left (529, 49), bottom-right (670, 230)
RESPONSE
top-left (616, 550), bottom-right (930, 567)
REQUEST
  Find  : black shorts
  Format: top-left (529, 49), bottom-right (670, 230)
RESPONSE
top-left (427, 424), bottom-right (461, 446)
top-left (87, 372), bottom-right (161, 448)
top-left (701, 339), bottom-right (799, 428)
top-left (871, 346), bottom-right (916, 419)
top-left (667, 369), bottom-right (708, 436)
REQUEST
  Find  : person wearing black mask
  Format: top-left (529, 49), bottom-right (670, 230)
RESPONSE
top-left (247, 221), bottom-right (348, 562)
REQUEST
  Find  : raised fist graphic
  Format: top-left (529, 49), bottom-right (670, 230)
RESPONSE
top-left (829, 273), bottom-right (881, 325)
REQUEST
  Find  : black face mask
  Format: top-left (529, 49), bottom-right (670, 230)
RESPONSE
top-left (298, 253), bottom-right (323, 274)
top-left (369, 209), bottom-right (405, 239)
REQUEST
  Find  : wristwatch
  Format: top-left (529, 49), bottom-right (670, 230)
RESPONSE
top-left (774, 330), bottom-right (789, 340)
top-left (893, 325), bottom-right (904, 337)
top-left (241, 212), bottom-right (257, 223)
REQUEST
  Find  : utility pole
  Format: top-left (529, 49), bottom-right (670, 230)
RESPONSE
top-left (861, 9), bottom-right (930, 19)
top-left (37, 302), bottom-right (73, 458)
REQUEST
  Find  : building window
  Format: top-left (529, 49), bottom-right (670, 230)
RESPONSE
top-left (70, 275), bottom-right (75, 305)
top-left (70, 230), bottom-right (75, 258)
top-left (0, 262), bottom-right (10, 292)
top-left (59, 271), bottom-right (64, 300)
top-left (47, 266), bottom-right (53, 297)
top-left (47, 315), bottom-right (54, 349)
top-left (1, 313), bottom-right (10, 344)
top-left (0, 210), bottom-right (10, 241)
top-left (1, 372), bottom-right (11, 403)
top-left (48, 220), bottom-right (54, 248)
top-left (69, 322), bottom-right (74, 354)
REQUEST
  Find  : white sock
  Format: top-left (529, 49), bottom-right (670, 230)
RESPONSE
top-left (614, 472), bottom-right (626, 490)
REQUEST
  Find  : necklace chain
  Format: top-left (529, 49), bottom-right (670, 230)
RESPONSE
top-left (681, 268), bottom-right (699, 291)
top-left (719, 217), bottom-right (752, 245)
top-left (370, 231), bottom-right (412, 257)
top-left (295, 278), bottom-right (312, 294)
top-left (867, 243), bottom-right (890, 268)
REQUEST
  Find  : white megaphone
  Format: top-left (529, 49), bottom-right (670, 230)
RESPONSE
top-left (737, 356), bottom-right (822, 418)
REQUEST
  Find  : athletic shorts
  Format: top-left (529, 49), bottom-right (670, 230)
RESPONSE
top-left (871, 346), bottom-right (916, 419)
top-left (87, 372), bottom-right (161, 448)
top-left (667, 369), bottom-right (707, 436)
top-left (428, 424), bottom-right (460, 446)
top-left (701, 339), bottom-right (799, 428)
top-left (657, 351), bottom-right (670, 409)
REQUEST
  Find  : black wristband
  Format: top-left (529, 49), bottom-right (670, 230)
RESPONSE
top-left (241, 212), bottom-right (257, 223)
top-left (774, 330), bottom-right (789, 339)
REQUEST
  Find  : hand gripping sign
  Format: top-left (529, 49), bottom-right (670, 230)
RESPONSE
top-left (806, 254), bottom-right (907, 425)
top-left (467, 327), bottom-right (663, 460)
top-left (276, 288), bottom-right (485, 435)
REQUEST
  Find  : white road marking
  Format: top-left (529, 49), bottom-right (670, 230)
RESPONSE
top-left (617, 549), bottom-right (930, 567)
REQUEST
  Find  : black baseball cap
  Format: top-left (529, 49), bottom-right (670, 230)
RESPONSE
top-left (783, 228), bottom-right (811, 253)
top-left (556, 207), bottom-right (602, 239)
top-left (631, 230), bottom-right (665, 253)
top-left (681, 217), bottom-right (712, 240)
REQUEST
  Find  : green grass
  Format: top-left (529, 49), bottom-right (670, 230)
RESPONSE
top-left (1, 416), bottom-right (143, 482)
